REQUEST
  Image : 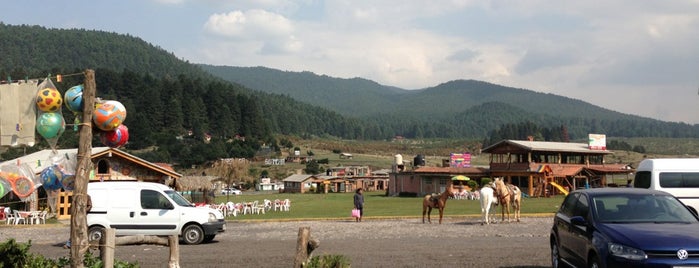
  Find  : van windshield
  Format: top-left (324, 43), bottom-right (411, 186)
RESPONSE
top-left (165, 190), bottom-right (194, 207)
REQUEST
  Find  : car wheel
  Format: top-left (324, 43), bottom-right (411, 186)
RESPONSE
top-left (551, 239), bottom-right (561, 268)
top-left (588, 254), bottom-right (600, 268)
top-left (203, 234), bottom-right (215, 243)
top-left (182, 224), bottom-right (205, 245)
top-left (87, 226), bottom-right (105, 244)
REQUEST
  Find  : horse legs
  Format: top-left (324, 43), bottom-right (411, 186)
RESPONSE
top-left (422, 205), bottom-right (427, 224)
top-left (438, 208), bottom-right (443, 224)
top-left (423, 206), bottom-right (433, 224)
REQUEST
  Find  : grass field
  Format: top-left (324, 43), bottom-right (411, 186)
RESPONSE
top-left (214, 191), bottom-right (565, 221)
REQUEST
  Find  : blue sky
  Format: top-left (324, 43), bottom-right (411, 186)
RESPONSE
top-left (4, 0), bottom-right (699, 124)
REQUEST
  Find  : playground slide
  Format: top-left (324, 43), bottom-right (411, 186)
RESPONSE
top-left (549, 181), bottom-right (569, 195)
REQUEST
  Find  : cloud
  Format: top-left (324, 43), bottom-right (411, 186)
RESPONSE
top-left (203, 9), bottom-right (300, 54)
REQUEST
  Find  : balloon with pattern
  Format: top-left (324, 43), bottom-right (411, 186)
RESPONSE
top-left (64, 84), bottom-right (84, 112)
top-left (40, 165), bottom-right (65, 191)
top-left (100, 124), bottom-right (129, 148)
top-left (93, 100), bottom-right (127, 131)
top-left (36, 87), bottom-right (63, 112)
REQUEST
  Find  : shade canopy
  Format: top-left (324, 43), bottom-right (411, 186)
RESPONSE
top-left (451, 175), bottom-right (470, 181)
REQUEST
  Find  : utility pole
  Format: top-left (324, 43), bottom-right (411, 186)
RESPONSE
top-left (70, 69), bottom-right (95, 268)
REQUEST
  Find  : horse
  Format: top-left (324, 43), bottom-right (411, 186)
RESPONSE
top-left (479, 184), bottom-right (497, 225)
top-left (422, 186), bottom-right (455, 224)
top-left (493, 177), bottom-right (522, 222)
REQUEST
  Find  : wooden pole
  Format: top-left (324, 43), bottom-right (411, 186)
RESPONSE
top-left (70, 69), bottom-right (95, 268)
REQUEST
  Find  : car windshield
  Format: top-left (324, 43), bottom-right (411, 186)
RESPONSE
top-left (165, 190), bottom-right (194, 207)
top-left (593, 194), bottom-right (698, 223)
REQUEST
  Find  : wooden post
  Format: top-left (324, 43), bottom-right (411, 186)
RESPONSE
top-left (102, 228), bottom-right (115, 268)
top-left (293, 227), bottom-right (319, 268)
top-left (168, 235), bottom-right (181, 268)
top-left (70, 69), bottom-right (95, 268)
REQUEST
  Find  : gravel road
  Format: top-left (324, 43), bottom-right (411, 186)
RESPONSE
top-left (1, 216), bottom-right (553, 267)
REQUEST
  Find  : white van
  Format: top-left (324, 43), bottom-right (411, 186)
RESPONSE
top-left (86, 181), bottom-right (226, 245)
top-left (634, 158), bottom-right (699, 214)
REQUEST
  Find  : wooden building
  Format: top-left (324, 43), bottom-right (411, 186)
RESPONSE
top-left (389, 166), bottom-right (489, 196)
top-left (482, 139), bottom-right (633, 197)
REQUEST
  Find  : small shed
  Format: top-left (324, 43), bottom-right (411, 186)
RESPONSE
top-left (282, 174), bottom-right (316, 193)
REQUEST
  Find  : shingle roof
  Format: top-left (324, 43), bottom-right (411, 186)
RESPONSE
top-left (282, 174), bottom-right (315, 182)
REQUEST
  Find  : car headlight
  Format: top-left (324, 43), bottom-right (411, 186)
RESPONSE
top-left (608, 243), bottom-right (647, 260)
top-left (208, 212), bottom-right (218, 222)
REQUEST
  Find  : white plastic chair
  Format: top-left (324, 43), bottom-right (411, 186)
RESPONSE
top-left (273, 199), bottom-right (282, 211)
top-left (13, 211), bottom-right (26, 225)
top-left (263, 199), bottom-right (272, 212)
top-left (282, 199), bottom-right (291, 211)
top-left (4, 208), bottom-right (16, 225)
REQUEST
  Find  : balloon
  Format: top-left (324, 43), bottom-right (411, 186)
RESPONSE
top-left (36, 112), bottom-right (66, 139)
top-left (36, 87), bottom-right (63, 112)
top-left (0, 177), bottom-right (10, 199)
top-left (64, 84), bottom-right (84, 112)
top-left (40, 165), bottom-right (64, 191)
top-left (93, 100), bottom-right (127, 131)
top-left (100, 124), bottom-right (129, 148)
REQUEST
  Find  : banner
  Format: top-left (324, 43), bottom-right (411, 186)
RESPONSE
top-left (0, 81), bottom-right (38, 147)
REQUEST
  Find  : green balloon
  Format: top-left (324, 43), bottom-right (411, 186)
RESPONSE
top-left (36, 112), bottom-right (65, 139)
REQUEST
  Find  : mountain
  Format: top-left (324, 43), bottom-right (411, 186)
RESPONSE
top-left (201, 65), bottom-right (699, 139)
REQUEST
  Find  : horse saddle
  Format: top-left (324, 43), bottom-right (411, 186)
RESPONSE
top-left (430, 196), bottom-right (440, 206)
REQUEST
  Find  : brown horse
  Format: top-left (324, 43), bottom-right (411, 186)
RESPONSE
top-left (422, 186), bottom-right (455, 224)
top-left (493, 177), bottom-right (521, 222)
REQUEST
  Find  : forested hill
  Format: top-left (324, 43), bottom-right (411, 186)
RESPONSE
top-left (0, 23), bottom-right (373, 166)
top-left (201, 65), bottom-right (699, 139)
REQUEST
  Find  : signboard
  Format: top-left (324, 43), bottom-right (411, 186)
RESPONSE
top-left (588, 134), bottom-right (606, 150)
top-left (450, 153), bottom-right (471, 168)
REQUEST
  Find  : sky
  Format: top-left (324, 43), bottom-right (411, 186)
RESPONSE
top-left (4, 1), bottom-right (699, 124)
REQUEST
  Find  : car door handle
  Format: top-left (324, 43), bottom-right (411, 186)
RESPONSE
top-left (130, 211), bottom-right (135, 218)
top-left (141, 212), bottom-right (147, 216)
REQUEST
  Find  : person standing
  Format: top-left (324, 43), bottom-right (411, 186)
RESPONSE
top-left (354, 188), bottom-right (364, 222)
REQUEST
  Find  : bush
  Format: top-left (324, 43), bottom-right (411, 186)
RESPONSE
top-left (0, 238), bottom-right (138, 268)
top-left (305, 254), bottom-right (351, 268)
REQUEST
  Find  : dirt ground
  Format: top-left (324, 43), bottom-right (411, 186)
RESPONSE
top-left (2, 216), bottom-right (553, 267)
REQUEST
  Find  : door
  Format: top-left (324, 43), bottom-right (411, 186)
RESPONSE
top-left (130, 189), bottom-right (180, 235)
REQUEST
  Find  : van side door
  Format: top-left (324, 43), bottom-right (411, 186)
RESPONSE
top-left (133, 189), bottom-right (181, 235)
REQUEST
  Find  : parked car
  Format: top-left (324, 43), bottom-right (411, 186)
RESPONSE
top-left (221, 188), bottom-right (242, 195)
top-left (550, 188), bottom-right (699, 268)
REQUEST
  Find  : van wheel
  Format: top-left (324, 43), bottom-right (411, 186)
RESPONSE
top-left (182, 224), bottom-right (204, 245)
top-left (203, 235), bottom-right (215, 243)
top-left (88, 226), bottom-right (105, 244)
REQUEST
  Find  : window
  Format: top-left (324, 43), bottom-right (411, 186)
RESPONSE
top-left (634, 171), bottom-right (651, 188)
top-left (140, 190), bottom-right (173, 210)
top-left (659, 172), bottom-right (699, 188)
top-left (97, 159), bottom-right (110, 174)
top-left (559, 193), bottom-right (579, 217)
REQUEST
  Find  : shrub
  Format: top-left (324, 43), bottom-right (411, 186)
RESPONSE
top-left (305, 254), bottom-right (351, 268)
top-left (0, 238), bottom-right (138, 268)
top-left (398, 192), bottom-right (418, 197)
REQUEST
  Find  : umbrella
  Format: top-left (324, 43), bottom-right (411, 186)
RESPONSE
top-left (451, 175), bottom-right (470, 181)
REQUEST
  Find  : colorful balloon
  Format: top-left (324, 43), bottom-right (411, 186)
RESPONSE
top-left (40, 165), bottom-right (64, 190)
top-left (36, 87), bottom-right (63, 112)
top-left (64, 84), bottom-right (84, 112)
top-left (36, 112), bottom-right (66, 139)
top-left (93, 100), bottom-right (127, 131)
top-left (100, 124), bottom-right (129, 148)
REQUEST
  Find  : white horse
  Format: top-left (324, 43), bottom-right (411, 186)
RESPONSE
top-left (479, 185), bottom-right (497, 225)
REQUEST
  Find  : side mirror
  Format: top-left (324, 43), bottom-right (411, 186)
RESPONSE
top-left (687, 206), bottom-right (698, 217)
top-left (570, 215), bottom-right (587, 226)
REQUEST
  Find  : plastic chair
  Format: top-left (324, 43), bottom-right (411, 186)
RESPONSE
top-left (12, 211), bottom-right (26, 225)
top-left (5, 208), bottom-right (16, 225)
